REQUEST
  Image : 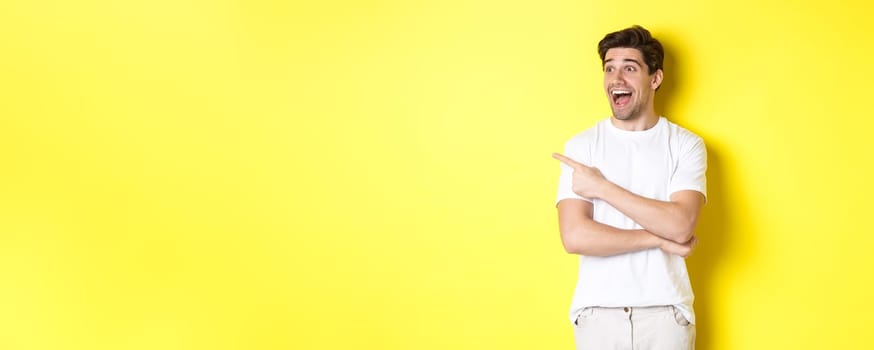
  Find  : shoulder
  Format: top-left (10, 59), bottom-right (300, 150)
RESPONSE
top-left (564, 118), bottom-right (606, 149)
top-left (664, 118), bottom-right (705, 147)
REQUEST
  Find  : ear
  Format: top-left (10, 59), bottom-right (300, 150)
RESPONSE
top-left (650, 69), bottom-right (664, 90)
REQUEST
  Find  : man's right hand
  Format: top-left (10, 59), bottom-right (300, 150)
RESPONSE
top-left (659, 235), bottom-right (698, 258)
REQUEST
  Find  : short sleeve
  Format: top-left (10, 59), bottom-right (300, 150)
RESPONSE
top-left (669, 136), bottom-right (707, 201)
top-left (556, 137), bottom-right (593, 206)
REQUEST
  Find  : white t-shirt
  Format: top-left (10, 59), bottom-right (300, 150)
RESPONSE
top-left (556, 116), bottom-right (707, 325)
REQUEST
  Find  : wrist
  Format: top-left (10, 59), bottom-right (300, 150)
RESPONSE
top-left (641, 230), bottom-right (663, 250)
top-left (655, 235), bottom-right (666, 251)
top-left (593, 179), bottom-right (616, 200)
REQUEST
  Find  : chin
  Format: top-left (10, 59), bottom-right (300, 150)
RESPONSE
top-left (612, 112), bottom-right (633, 121)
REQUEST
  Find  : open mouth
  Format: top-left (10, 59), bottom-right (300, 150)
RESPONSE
top-left (611, 89), bottom-right (632, 108)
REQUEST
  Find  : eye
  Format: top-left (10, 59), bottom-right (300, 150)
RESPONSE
top-left (605, 66), bottom-right (614, 73)
top-left (625, 66), bottom-right (636, 72)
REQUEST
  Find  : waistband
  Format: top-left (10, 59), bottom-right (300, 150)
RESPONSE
top-left (580, 305), bottom-right (676, 317)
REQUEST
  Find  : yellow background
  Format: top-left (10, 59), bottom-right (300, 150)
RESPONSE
top-left (1, 0), bottom-right (872, 349)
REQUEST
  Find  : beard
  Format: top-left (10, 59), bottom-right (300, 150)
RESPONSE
top-left (611, 102), bottom-right (641, 121)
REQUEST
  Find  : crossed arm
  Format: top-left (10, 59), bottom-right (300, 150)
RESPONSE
top-left (553, 153), bottom-right (704, 257)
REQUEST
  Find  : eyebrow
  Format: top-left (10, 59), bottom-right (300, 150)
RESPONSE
top-left (603, 58), bottom-right (643, 67)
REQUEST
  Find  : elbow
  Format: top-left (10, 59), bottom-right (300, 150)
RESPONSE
top-left (560, 228), bottom-right (602, 256)
top-left (562, 239), bottom-right (602, 256)
top-left (560, 233), bottom-right (580, 255)
top-left (665, 220), bottom-right (696, 243)
top-left (670, 230), bottom-right (694, 244)
top-left (559, 227), bottom-right (585, 255)
top-left (563, 240), bottom-right (583, 255)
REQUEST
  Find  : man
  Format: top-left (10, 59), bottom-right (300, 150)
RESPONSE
top-left (552, 25), bottom-right (706, 350)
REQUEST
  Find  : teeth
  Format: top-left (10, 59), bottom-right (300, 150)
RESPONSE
top-left (612, 90), bottom-right (631, 95)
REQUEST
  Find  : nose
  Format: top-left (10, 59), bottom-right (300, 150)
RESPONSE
top-left (607, 70), bottom-right (625, 84)
top-left (613, 70), bottom-right (627, 82)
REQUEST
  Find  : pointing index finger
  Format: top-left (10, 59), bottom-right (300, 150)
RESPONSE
top-left (552, 152), bottom-right (582, 169)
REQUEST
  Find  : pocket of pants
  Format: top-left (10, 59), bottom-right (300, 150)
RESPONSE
top-left (574, 307), bottom-right (594, 327)
top-left (671, 306), bottom-right (691, 327)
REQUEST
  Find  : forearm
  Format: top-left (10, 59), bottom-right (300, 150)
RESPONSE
top-left (560, 218), bottom-right (661, 257)
top-left (598, 182), bottom-right (697, 243)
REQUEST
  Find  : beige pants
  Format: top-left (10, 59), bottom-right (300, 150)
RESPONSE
top-left (573, 305), bottom-right (695, 350)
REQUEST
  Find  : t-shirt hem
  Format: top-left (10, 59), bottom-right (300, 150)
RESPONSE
top-left (555, 196), bottom-right (592, 207)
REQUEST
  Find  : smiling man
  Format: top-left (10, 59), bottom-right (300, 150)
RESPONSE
top-left (553, 26), bottom-right (707, 350)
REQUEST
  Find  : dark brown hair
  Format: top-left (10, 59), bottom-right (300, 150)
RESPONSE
top-left (598, 25), bottom-right (664, 75)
